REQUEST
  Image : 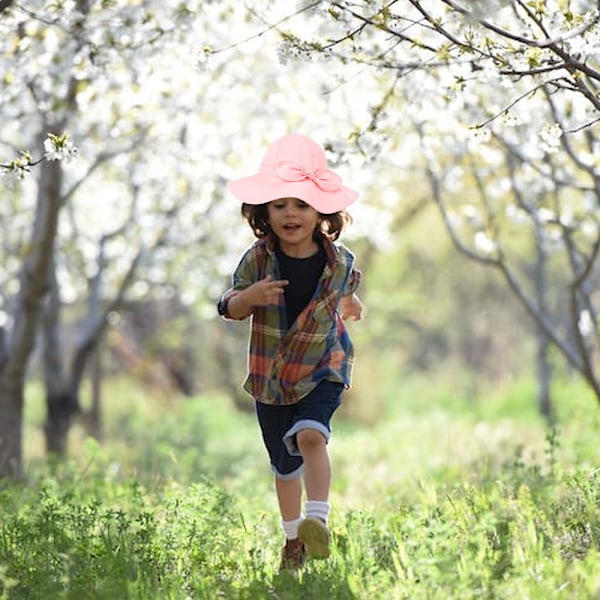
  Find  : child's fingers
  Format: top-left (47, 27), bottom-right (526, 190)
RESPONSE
top-left (341, 307), bottom-right (362, 321)
top-left (269, 280), bottom-right (288, 302)
top-left (260, 275), bottom-right (288, 282)
top-left (261, 277), bottom-right (288, 288)
top-left (251, 277), bottom-right (288, 305)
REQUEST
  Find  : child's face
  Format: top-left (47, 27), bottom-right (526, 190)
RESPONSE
top-left (267, 197), bottom-right (320, 255)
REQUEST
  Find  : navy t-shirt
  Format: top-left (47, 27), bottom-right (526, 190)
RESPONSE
top-left (276, 242), bottom-right (326, 329)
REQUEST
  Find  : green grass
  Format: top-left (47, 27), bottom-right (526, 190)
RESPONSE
top-left (1, 374), bottom-right (599, 599)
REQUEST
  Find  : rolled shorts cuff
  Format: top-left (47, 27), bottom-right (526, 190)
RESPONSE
top-left (283, 419), bottom-right (331, 456)
top-left (272, 462), bottom-right (304, 480)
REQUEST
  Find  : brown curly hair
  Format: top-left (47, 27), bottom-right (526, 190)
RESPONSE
top-left (241, 202), bottom-right (352, 242)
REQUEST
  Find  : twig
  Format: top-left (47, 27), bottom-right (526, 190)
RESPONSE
top-left (210, 0), bottom-right (323, 54)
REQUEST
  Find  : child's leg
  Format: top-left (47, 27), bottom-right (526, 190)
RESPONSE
top-left (254, 400), bottom-right (306, 567)
top-left (296, 429), bottom-right (332, 557)
top-left (295, 439), bottom-right (331, 560)
top-left (291, 382), bottom-right (344, 559)
top-left (283, 381), bottom-right (343, 511)
top-left (275, 475), bottom-right (303, 521)
top-left (275, 475), bottom-right (306, 570)
top-left (296, 429), bottom-right (330, 501)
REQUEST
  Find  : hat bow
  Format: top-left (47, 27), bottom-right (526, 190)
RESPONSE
top-left (275, 161), bottom-right (342, 192)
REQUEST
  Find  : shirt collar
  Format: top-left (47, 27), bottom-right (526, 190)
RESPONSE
top-left (260, 233), bottom-right (339, 269)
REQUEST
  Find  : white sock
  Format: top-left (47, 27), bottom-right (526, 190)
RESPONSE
top-left (281, 516), bottom-right (304, 540)
top-left (305, 500), bottom-right (330, 523)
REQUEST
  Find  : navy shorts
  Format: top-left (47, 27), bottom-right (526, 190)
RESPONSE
top-left (255, 380), bottom-right (344, 480)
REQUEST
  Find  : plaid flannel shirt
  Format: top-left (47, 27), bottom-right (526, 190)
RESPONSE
top-left (221, 235), bottom-right (361, 405)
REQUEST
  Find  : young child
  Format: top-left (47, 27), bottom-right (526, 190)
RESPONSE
top-left (218, 133), bottom-right (362, 570)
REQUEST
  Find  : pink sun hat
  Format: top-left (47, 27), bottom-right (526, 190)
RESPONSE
top-left (227, 133), bottom-right (359, 214)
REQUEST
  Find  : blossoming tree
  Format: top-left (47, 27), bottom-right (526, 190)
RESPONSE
top-left (0, 0), bottom-right (375, 477)
top-left (265, 0), bottom-right (600, 413)
top-left (0, 0), bottom-right (231, 476)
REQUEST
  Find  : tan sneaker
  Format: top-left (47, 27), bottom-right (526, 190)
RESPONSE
top-left (279, 538), bottom-right (306, 571)
top-left (298, 517), bottom-right (330, 559)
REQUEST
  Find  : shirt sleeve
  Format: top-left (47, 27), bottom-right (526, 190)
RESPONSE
top-left (231, 245), bottom-right (259, 291)
top-left (344, 267), bottom-right (361, 296)
top-left (218, 245), bottom-right (260, 320)
top-left (338, 245), bottom-right (362, 297)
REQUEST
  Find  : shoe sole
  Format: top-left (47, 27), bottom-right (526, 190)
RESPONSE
top-left (298, 518), bottom-right (330, 559)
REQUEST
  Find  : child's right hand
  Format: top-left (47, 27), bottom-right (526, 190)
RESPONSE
top-left (244, 276), bottom-right (289, 307)
top-left (227, 276), bottom-right (288, 318)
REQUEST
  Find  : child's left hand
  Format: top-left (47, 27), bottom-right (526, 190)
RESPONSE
top-left (340, 294), bottom-right (363, 322)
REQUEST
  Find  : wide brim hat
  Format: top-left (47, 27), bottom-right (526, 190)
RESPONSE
top-left (227, 133), bottom-right (358, 214)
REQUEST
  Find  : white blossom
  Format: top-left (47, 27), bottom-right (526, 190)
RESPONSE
top-left (537, 208), bottom-right (556, 223)
top-left (469, 127), bottom-right (491, 144)
top-left (502, 111), bottom-right (522, 127)
top-left (1, 152), bottom-right (31, 187)
top-left (43, 133), bottom-right (78, 162)
top-left (578, 310), bottom-right (595, 337)
top-left (447, 211), bottom-right (463, 228)
top-left (506, 204), bottom-right (529, 225)
top-left (539, 123), bottom-right (563, 154)
top-left (462, 204), bottom-right (484, 226)
top-left (580, 220), bottom-right (598, 239)
top-left (474, 231), bottom-right (498, 255)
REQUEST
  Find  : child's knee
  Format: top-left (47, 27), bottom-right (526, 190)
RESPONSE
top-left (296, 428), bottom-right (326, 451)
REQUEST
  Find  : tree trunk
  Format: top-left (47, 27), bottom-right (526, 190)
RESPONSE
top-left (534, 231), bottom-right (553, 423)
top-left (0, 377), bottom-right (24, 478)
top-left (88, 342), bottom-right (103, 441)
top-left (0, 154), bottom-right (63, 478)
top-left (45, 390), bottom-right (78, 455)
top-left (535, 327), bottom-right (553, 422)
top-left (43, 332), bottom-right (101, 454)
top-left (42, 260), bottom-right (79, 455)
top-left (40, 242), bottom-right (142, 453)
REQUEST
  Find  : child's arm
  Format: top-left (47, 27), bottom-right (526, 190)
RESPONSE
top-left (340, 293), bottom-right (363, 321)
top-left (225, 276), bottom-right (289, 319)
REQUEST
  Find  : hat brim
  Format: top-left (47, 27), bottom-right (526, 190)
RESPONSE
top-left (227, 174), bottom-right (358, 214)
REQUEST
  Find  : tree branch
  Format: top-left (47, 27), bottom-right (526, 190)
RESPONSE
top-left (61, 133), bottom-right (148, 203)
top-left (211, 0), bottom-right (323, 54)
top-left (413, 109), bottom-right (586, 370)
top-left (329, 1), bottom-right (438, 53)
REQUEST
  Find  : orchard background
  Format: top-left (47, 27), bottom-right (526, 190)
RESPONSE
top-left (1, 2), bottom-right (599, 597)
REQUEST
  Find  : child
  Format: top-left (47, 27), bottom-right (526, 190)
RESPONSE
top-left (218, 133), bottom-right (363, 570)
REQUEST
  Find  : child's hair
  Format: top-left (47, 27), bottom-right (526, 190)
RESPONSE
top-left (241, 202), bottom-right (352, 242)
